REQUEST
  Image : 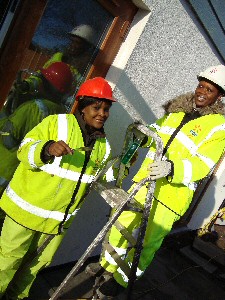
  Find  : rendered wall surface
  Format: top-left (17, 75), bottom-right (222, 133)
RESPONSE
top-left (52, 0), bottom-right (223, 266)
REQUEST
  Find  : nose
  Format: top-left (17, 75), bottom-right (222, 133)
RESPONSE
top-left (98, 109), bottom-right (107, 117)
top-left (196, 88), bottom-right (205, 96)
top-left (202, 87), bottom-right (207, 93)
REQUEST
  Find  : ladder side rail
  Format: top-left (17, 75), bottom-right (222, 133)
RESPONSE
top-left (126, 126), bottom-right (164, 299)
top-left (116, 123), bottom-right (136, 187)
top-left (116, 122), bottom-right (162, 187)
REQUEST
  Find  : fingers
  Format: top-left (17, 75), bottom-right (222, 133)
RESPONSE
top-left (148, 168), bottom-right (161, 180)
top-left (148, 174), bottom-right (161, 180)
top-left (147, 163), bottom-right (161, 173)
top-left (147, 162), bottom-right (160, 171)
top-left (147, 162), bottom-right (163, 180)
top-left (147, 161), bottom-right (172, 180)
top-left (48, 140), bottom-right (73, 157)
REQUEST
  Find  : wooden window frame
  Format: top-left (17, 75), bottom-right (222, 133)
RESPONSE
top-left (0, 0), bottom-right (138, 111)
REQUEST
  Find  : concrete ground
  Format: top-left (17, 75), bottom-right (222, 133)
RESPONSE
top-left (28, 231), bottom-right (225, 300)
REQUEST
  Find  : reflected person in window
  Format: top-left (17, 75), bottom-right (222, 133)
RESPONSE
top-left (44, 24), bottom-right (96, 88)
top-left (15, 24), bottom-right (96, 112)
top-left (0, 62), bottom-right (73, 222)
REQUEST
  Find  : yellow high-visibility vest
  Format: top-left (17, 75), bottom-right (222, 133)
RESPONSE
top-left (0, 114), bottom-right (112, 234)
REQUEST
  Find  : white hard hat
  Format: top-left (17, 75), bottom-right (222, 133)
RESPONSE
top-left (198, 65), bottom-right (225, 93)
top-left (69, 24), bottom-right (95, 45)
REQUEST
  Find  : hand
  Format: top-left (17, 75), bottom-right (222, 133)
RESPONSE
top-left (147, 161), bottom-right (172, 180)
top-left (48, 140), bottom-right (73, 157)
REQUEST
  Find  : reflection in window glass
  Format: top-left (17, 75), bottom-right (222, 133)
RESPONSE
top-left (31, 0), bottom-right (113, 111)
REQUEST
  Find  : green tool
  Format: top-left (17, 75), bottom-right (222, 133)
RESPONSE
top-left (72, 146), bottom-right (93, 152)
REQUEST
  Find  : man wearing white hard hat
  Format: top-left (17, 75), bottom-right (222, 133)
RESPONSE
top-left (69, 24), bottom-right (95, 47)
top-left (43, 24), bottom-right (95, 84)
top-left (86, 65), bottom-right (225, 298)
top-left (21, 25), bottom-right (96, 111)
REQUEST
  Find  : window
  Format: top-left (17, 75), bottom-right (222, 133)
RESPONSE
top-left (0, 0), bottom-right (137, 112)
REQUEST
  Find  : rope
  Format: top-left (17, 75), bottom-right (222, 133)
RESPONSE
top-left (198, 206), bottom-right (225, 237)
top-left (152, 195), bottom-right (182, 217)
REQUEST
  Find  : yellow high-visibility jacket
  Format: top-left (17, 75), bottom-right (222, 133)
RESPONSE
top-left (0, 114), bottom-right (113, 234)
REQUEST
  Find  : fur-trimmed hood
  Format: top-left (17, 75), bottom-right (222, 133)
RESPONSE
top-left (163, 92), bottom-right (225, 116)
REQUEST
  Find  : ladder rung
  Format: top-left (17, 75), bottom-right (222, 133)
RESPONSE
top-left (128, 199), bottom-right (144, 213)
top-left (91, 181), bottom-right (129, 208)
top-left (104, 243), bottom-right (131, 276)
top-left (114, 220), bottom-right (137, 247)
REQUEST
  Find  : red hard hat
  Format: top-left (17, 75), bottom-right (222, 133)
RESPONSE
top-left (75, 77), bottom-right (116, 102)
top-left (41, 62), bottom-right (73, 94)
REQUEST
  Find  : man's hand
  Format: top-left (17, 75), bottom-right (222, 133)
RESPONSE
top-left (48, 140), bottom-right (73, 157)
top-left (147, 161), bottom-right (172, 180)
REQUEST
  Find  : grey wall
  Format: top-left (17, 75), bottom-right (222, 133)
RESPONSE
top-left (51, 0), bottom-right (223, 266)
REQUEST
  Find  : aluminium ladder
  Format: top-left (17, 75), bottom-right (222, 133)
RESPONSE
top-left (49, 123), bottom-right (164, 300)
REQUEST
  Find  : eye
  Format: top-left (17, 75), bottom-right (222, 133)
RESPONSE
top-left (92, 105), bottom-right (100, 110)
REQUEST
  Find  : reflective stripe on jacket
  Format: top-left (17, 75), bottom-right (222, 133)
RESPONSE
top-left (0, 114), bottom-right (112, 234)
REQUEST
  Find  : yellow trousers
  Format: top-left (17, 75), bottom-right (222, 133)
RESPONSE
top-left (0, 216), bottom-right (65, 299)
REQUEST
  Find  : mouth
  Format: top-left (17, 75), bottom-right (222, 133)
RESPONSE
top-left (195, 95), bottom-right (206, 103)
top-left (95, 119), bottom-right (105, 124)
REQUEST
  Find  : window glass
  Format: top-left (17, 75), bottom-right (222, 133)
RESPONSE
top-left (30, 0), bottom-right (113, 111)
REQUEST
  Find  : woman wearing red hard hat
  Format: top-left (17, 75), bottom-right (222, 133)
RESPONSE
top-left (0, 77), bottom-right (116, 299)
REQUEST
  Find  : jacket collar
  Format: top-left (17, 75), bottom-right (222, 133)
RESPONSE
top-left (163, 92), bottom-right (225, 116)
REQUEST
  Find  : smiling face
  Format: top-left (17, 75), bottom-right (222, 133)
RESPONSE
top-left (194, 80), bottom-right (222, 108)
top-left (82, 100), bottom-right (111, 130)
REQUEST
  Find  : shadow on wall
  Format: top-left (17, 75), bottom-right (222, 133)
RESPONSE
top-left (187, 171), bottom-right (221, 230)
top-left (105, 67), bottom-right (157, 156)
